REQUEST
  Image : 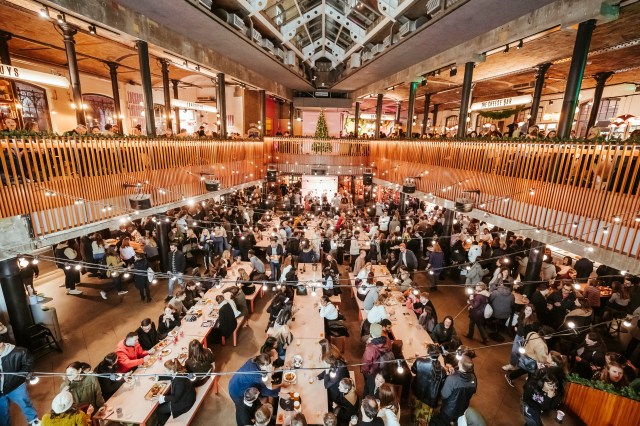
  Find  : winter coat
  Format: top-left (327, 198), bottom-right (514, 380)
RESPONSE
top-left (523, 332), bottom-right (549, 363)
top-left (168, 250), bottom-right (186, 274)
top-left (94, 360), bottom-right (123, 400)
top-left (465, 263), bottom-right (488, 286)
top-left (489, 286), bottom-right (515, 320)
top-left (132, 258), bottom-right (150, 289)
top-left (115, 340), bottom-right (148, 373)
top-left (469, 291), bottom-right (490, 324)
top-left (160, 376), bottom-right (196, 418)
top-left (41, 411), bottom-right (89, 426)
top-left (439, 370), bottom-right (477, 421)
top-left (361, 337), bottom-right (391, 376)
top-left (411, 356), bottom-right (446, 407)
top-left (430, 323), bottom-right (457, 347)
top-left (61, 376), bottom-right (104, 408)
top-left (136, 324), bottom-right (160, 351)
top-left (540, 262), bottom-right (557, 282)
top-left (0, 344), bottom-right (33, 395)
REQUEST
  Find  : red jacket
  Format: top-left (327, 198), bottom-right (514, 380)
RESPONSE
top-left (115, 339), bottom-right (148, 373)
top-left (361, 337), bottom-right (390, 376)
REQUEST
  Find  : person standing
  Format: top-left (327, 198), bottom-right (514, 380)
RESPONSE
top-left (60, 242), bottom-right (83, 295)
top-left (133, 253), bottom-right (152, 302)
top-left (393, 243), bottom-right (418, 274)
top-left (430, 355), bottom-right (477, 426)
top-left (166, 242), bottom-right (186, 302)
top-left (0, 341), bottom-right (40, 426)
top-left (465, 283), bottom-right (490, 345)
top-left (235, 387), bottom-right (261, 426)
top-left (411, 343), bottom-right (446, 423)
top-left (267, 239), bottom-right (283, 281)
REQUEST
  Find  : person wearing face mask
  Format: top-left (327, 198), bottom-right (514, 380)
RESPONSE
top-left (503, 304), bottom-right (539, 371)
top-left (115, 332), bottom-right (152, 373)
top-left (333, 378), bottom-right (359, 425)
top-left (94, 353), bottom-right (123, 399)
top-left (60, 361), bottom-right (104, 410)
top-left (154, 359), bottom-right (196, 425)
top-left (165, 242), bottom-right (186, 302)
top-left (136, 318), bottom-right (159, 351)
top-left (228, 354), bottom-right (288, 424)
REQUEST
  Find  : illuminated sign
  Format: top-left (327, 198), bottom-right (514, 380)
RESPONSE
top-left (171, 99), bottom-right (217, 113)
top-left (470, 95), bottom-right (532, 111)
top-left (0, 64), bottom-right (69, 88)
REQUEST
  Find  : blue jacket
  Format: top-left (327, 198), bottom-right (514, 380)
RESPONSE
top-left (228, 358), bottom-right (279, 401)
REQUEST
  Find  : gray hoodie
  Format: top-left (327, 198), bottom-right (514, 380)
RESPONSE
top-left (489, 286), bottom-right (515, 320)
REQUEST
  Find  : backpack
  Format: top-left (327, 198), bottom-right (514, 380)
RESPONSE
top-left (377, 349), bottom-right (396, 377)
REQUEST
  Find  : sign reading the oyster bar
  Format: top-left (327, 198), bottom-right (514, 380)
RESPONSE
top-left (171, 99), bottom-right (217, 113)
top-left (0, 64), bottom-right (69, 88)
top-left (470, 95), bottom-right (532, 111)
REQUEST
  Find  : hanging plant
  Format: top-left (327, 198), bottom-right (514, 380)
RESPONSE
top-left (478, 106), bottom-right (524, 120)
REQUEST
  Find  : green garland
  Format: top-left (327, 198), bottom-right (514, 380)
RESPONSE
top-left (566, 373), bottom-right (640, 401)
top-left (478, 106), bottom-right (524, 120)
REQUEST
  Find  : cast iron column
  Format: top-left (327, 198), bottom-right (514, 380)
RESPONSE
top-left (0, 258), bottom-right (34, 347)
top-left (529, 63), bottom-right (551, 128)
top-left (259, 90), bottom-right (266, 137)
top-left (457, 62), bottom-right (474, 138)
top-left (59, 23), bottom-right (85, 126)
top-left (0, 30), bottom-right (11, 64)
top-left (441, 209), bottom-right (455, 263)
top-left (289, 101), bottom-right (294, 134)
top-left (587, 71), bottom-right (614, 131)
top-left (524, 241), bottom-right (546, 297)
top-left (395, 102), bottom-right (402, 135)
top-left (156, 220), bottom-right (171, 272)
top-left (160, 60), bottom-right (172, 133)
top-left (406, 82), bottom-right (418, 138)
top-left (557, 20), bottom-right (596, 139)
top-left (432, 104), bottom-right (439, 134)
top-left (217, 73), bottom-right (227, 138)
top-left (375, 94), bottom-right (383, 138)
top-left (399, 192), bottom-right (407, 215)
top-left (136, 40), bottom-right (156, 136)
top-left (421, 94), bottom-right (431, 136)
top-left (107, 62), bottom-right (123, 131)
top-left (171, 80), bottom-right (181, 132)
top-left (354, 101), bottom-right (360, 137)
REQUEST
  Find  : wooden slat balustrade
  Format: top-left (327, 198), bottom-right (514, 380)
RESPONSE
top-left (264, 137), bottom-right (370, 171)
top-left (563, 382), bottom-right (640, 426)
top-left (1, 137), bottom-right (264, 236)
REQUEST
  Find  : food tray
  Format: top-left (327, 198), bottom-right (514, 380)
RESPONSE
top-left (144, 382), bottom-right (168, 400)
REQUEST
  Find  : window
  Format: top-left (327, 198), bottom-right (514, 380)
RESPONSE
top-left (445, 115), bottom-right (458, 130)
top-left (15, 82), bottom-right (52, 132)
top-left (83, 94), bottom-right (116, 131)
top-left (516, 107), bottom-right (543, 124)
top-left (576, 97), bottom-right (619, 137)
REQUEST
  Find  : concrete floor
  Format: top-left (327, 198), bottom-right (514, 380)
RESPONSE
top-left (10, 257), bottom-right (593, 426)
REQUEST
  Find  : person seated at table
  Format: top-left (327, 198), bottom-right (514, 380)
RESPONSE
top-left (322, 267), bottom-right (336, 297)
top-left (224, 286), bottom-right (249, 318)
top-left (324, 253), bottom-right (340, 276)
top-left (184, 281), bottom-right (203, 309)
top-left (411, 343), bottom-right (447, 420)
top-left (154, 359), bottom-right (197, 426)
top-left (363, 280), bottom-right (384, 312)
top-left (333, 377), bottom-right (359, 425)
top-left (353, 250), bottom-right (368, 275)
top-left (260, 336), bottom-right (282, 367)
top-left (397, 268), bottom-right (413, 293)
top-left (168, 290), bottom-right (189, 316)
top-left (209, 294), bottom-right (238, 344)
top-left (322, 413), bottom-right (338, 426)
top-left (318, 295), bottom-right (339, 321)
top-left (367, 293), bottom-right (389, 325)
top-left (42, 389), bottom-right (93, 426)
top-left (115, 332), bottom-right (151, 373)
top-left (356, 263), bottom-right (373, 281)
top-left (158, 304), bottom-right (181, 337)
top-left (522, 374), bottom-right (562, 426)
top-left (298, 239), bottom-right (317, 263)
top-left (136, 318), bottom-right (160, 351)
top-left (235, 387), bottom-right (262, 426)
top-left (412, 292), bottom-right (438, 323)
top-left (228, 354), bottom-right (288, 420)
top-left (603, 281), bottom-right (631, 322)
top-left (290, 412), bottom-right (308, 426)
top-left (319, 338), bottom-right (342, 361)
top-left (318, 352), bottom-right (349, 409)
top-left (270, 323), bottom-right (293, 361)
top-left (222, 289), bottom-right (243, 318)
top-left (61, 361), bottom-right (104, 410)
top-left (237, 267), bottom-right (257, 296)
top-left (253, 402), bottom-right (273, 426)
top-left (563, 297), bottom-right (593, 332)
top-left (379, 319), bottom-right (396, 342)
top-left (94, 353), bottom-right (123, 400)
top-left (266, 287), bottom-right (292, 330)
top-left (385, 252), bottom-right (397, 275)
top-left (185, 339), bottom-right (214, 387)
top-left (598, 360), bottom-right (629, 389)
top-left (119, 237), bottom-right (136, 266)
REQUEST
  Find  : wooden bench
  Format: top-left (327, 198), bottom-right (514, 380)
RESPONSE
top-left (221, 316), bottom-right (244, 347)
top-left (330, 335), bottom-right (346, 353)
top-left (245, 284), bottom-right (262, 313)
top-left (329, 294), bottom-right (342, 311)
top-left (164, 375), bottom-right (219, 426)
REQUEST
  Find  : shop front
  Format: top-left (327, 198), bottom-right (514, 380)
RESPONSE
top-left (171, 99), bottom-right (217, 135)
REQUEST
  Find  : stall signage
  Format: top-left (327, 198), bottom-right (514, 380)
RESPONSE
top-left (171, 99), bottom-right (217, 113)
top-left (470, 95), bottom-right (532, 111)
top-left (0, 64), bottom-right (69, 88)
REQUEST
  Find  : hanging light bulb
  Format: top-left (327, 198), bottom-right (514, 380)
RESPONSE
top-left (65, 265), bottom-right (71, 270)
top-left (29, 376), bottom-right (40, 385)
top-left (455, 348), bottom-right (463, 361)
top-left (622, 317), bottom-right (632, 328)
top-left (152, 279), bottom-right (158, 284)
top-left (567, 321), bottom-right (576, 329)
top-left (518, 345), bottom-right (526, 354)
top-left (329, 369), bottom-right (337, 379)
top-left (413, 288), bottom-right (419, 296)
top-left (466, 287), bottom-right (474, 295)
top-left (123, 272), bottom-right (130, 279)
top-left (32, 257), bottom-right (39, 265)
top-left (396, 360), bottom-right (404, 374)
top-left (75, 264), bottom-right (82, 270)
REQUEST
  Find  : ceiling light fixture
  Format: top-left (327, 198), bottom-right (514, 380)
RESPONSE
top-left (517, 39), bottom-right (523, 49)
top-left (39, 7), bottom-right (49, 18)
top-left (56, 14), bottom-right (65, 24)
top-left (503, 44), bottom-right (509, 54)
top-left (449, 66), bottom-right (457, 77)
top-left (88, 24), bottom-right (96, 35)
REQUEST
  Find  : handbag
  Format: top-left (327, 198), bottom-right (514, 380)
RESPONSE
top-left (483, 302), bottom-right (493, 319)
top-left (517, 332), bottom-right (538, 373)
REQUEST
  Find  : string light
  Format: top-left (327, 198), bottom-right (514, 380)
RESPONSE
top-left (396, 360), bottom-right (404, 374)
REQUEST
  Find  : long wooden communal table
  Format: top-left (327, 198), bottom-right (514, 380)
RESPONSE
top-left (275, 264), bottom-right (329, 425)
top-left (350, 265), bottom-right (436, 365)
top-left (94, 262), bottom-right (253, 425)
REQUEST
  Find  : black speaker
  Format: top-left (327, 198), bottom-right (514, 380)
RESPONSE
top-left (205, 180), bottom-right (220, 191)
top-left (266, 170), bottom-right (277, 182)
top-left (402, 184), bottom-right (416, 193)
top-left (311, 168), bottom-right (327, 176)
top-left (129, 194), bottom-right (152, 210)
top-left (363, 172), bottom-right (373, 185)
top-left (455, 197), bottom-right (474, 213)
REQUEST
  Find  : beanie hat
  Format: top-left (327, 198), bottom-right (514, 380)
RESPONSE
top-left (52, 390), bottom-right (74, 414)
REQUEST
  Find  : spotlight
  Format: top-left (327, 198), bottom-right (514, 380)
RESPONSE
top-left (56, 14), bottom-right (65, 24)
top-left (88, 24), bottom-right (96, 35)
top-left (449, 66), bottom-right (457, 77)
top-left (39, 7), bottom-right (49, 18)
top-left (613, 216), bottom-right (621, 223)
top-left (503, 44), bottom-right (509, 54)
top-left (517, 39), bottom-right (523, 49)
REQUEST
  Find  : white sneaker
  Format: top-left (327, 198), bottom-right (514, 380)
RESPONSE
top-left (66, 289), bottom-right (70, 294)
top-left (502, 364), bottom-right (516, 371)
top-left (100, 291), bottom-right (107, 300)
top-left (117, 290), bottom-right (129, 296)
top-left (58, 283), bottom-right (65, 288)
top-left (30, 420), bottom-right (41, 426)
top-left (68, 289), bottom-right (83, 295)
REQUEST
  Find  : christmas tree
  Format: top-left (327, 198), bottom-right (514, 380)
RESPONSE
top-left (315, 109), bottom-right (329, 139)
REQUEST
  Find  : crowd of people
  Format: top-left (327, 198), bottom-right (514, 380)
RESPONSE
top-left (3, 180), bottom-right (640, 426)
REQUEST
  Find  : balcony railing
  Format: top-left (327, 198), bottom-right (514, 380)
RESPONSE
top-left (0, 137), bottom-right (264, 236)
top-left (368, 139), bottom-right (640, 258)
